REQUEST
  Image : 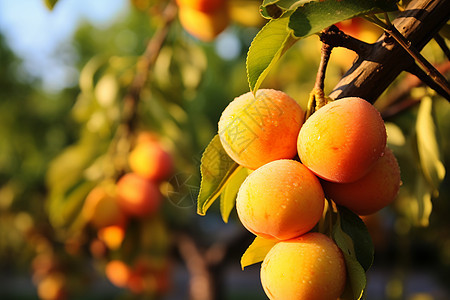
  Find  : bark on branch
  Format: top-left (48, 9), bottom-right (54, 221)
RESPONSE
top-left (329, 0), bottom-right (450, 103)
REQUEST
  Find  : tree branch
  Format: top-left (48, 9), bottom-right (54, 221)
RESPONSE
top-left (329, 0), bottom-right (450, 103)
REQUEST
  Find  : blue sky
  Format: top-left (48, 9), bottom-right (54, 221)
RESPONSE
top-left (0, 0), bottom-right (128, 91)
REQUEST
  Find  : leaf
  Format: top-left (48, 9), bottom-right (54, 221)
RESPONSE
top-left (332, 207), bottom-right (373, 300)
top-left (220, 167), bottom-right (250, 223)
top-left (288, 0), bottom-right (398, 38)
top-left (247, 13), bottom-right (298, 93)
top-left (338, 206), bottom-right (374, 271)
top-left (412, 173), bottom-right (433, 227)
top-left (416, 96), bottom-right (446, 192)
top-left (241, 236), bottom-right (278, 270)
top-left (44, 0), bottom-right (59, 10)
top-left (197, 135), bottom-right (241, 216)
top-left (261, 1), bottom-right (317, 18)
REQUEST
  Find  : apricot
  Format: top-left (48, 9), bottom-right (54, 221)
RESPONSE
top-left (219, 89), bottom-right (304, 170)
top-left (97, 225), bottom-right (126, 250)
top-left (128, 137), bottom-right (173, 181)
top-left (298, 97), bottom-right (386, 183)
top-left (236, 159), bottom-right (324, 240)
top-left (322, 147), bottom-right (401, 215)
top-left (105, 260), bottom-right (131, 288)
top-left (116, 173), bottom-right (161, 217)
top-left (178, 5), bottom-right (229, 42)
top-left (176, 0), bottom-right (226, 13)
top-left (261, 232), bottom-right (346, 300)
top-left (82, 185), bottom-right (127, 229)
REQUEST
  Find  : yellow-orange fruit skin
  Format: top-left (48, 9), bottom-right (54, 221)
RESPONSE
top-left (82, 186), bottom-right (127, 229)
top-left (128, 139), bottom-right (173, 182)
top-left (322, 147), bottom-right (401, 215)
top-left (176, 0), bottom-right (226, 13)
top-left (219, 89), bottom-right (304, 170)
top-left (116, 173), bottom-right (161, 217)
top-left (261, 232), bottom-right (346, 300)
top-left (298, 97), bottom-right (386, 183)
top-left (178, 6), bottom-right (229, 42)
top-left (236, 159), bottom-right (324, 240)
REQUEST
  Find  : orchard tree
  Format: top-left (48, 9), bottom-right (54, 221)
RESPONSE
top-left (7, 0), bottom-right (448, 299)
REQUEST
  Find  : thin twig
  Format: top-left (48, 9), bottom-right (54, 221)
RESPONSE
top-left (365, 14), bottom-right (450, 101)
top-left (434, 34), bottom-right (450, 60)
top-left (405, 63), bottom-right (450, 101)
top-left (384, 25), bottom-right (450, 99)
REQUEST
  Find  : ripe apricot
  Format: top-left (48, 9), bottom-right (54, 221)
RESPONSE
top-left (178, 5), bottom-right (229, 42)
top-left (82, 185), bottom-right (127, 229)
top-left (236, 159), bottom-right (324, 240)
top-left (298, 97), bottom-right (386, 183)
top-left (176, 0), bottom-right (226, 13)
top-left (322, 147), bottom-right (401, 215)
top-left (105, 260), bottom-right (131, 288)
top-left (219, 89), bottom-right (304, 170)
top-left (261, 232), bottom-right (346, 300)
top-left (128, 137), bottom-right (173, 181)
top-left (116, 173), bottom-right (161, 217)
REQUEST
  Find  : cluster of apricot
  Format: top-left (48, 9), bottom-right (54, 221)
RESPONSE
top-left (218, 89), bottom-right (401, 299)
top-left (82, 132), bottom-right (173, 295)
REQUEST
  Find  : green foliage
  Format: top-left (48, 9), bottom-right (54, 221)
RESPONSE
top-left (220, 167), bottom-right (249, 223)
top-left (246, 13), bottom-right (298, 93)
top-left (44, 0), bottom-right (59, 10)
top-left (197, 135), bottom-right (241, 215)
top-left (332, 207), bottom-right (373, 300)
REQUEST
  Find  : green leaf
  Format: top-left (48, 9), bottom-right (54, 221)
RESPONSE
top-left (247, 13), bottom-right (298, 93)
top-left (338, 206), bottom-right (374, 271)
top-left (44, 0), bottom-right (59, 10)
top-left (412, 173), bottom-right (433, 227)
top-left (197, 135), bottom-right (240, 216)
top-left (288, 0), bottom-right (398, 38)
top-left (241, 236), bottom-right (278, 269)
top-left (332, 207), bottom-right (373, 300)
top-left (260, 1), bottom-right (315, 19)
top-left (416, 96), bottom-right (446, 192)
top-left (220, 167), bottom-right (250, 223)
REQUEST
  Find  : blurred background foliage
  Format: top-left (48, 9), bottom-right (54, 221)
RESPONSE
top-left (0, 0), bottom-right (449, 299)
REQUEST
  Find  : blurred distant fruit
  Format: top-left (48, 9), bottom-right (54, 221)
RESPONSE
top-left (336, 17), bottom-right (383, 43)
top-left (97, 225), bottom-right (126, 250)
top-left (116, 173), bottom-right (162, 217)
top-left (128, 135), bottom-right (173, 181)
top-left (37, 272), bottom-right (67, 300)
top-left (82, 185), bottom-right (127, 229)
top-left (178, 5), bottom-right (230, 42)
top-left (105, 260), bottom-right (131, 288)
top-left (176, 0), bottom-right (226, 13)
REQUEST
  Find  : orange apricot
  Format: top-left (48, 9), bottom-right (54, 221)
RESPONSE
top-left (82, 185), bottom-right (127, 229)
top-left (178, 5), bottom-right (229, 42)
top-left (128, 137), bottom-right (173, 181)
top-left (105, 260), bottom-right (131, 288)
top-left (322, 147), bottom-right (401, 215)
top-left (297, 97), bottom-right (386, 183)
top-left (261, 232), bottom-right (346, 300)
top-left (176, 0), bottom-right (227, 13)
top-left (236, 159), bottom-right (324, 240)
top-left (116, 173), bottom-right (161, 217)
top-left (219, 89), bottom-right (304, 170)
top-left (97, 225), bottom-right (126, 250)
